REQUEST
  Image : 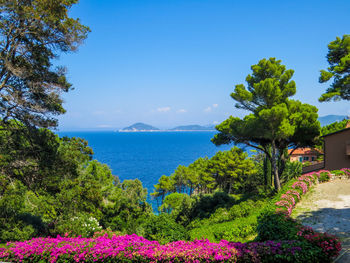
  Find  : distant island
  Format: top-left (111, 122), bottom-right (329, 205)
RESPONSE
top-left (119, 123), bottom-right (216, 132)
top-left (120, 123), bottom-right (160, 132)
top-left (119, 115), bottom-right (348, 132)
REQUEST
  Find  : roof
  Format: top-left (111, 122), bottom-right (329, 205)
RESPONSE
top-left (288, 147), bottom-right (323, 155)
top-left (322, 127), bottom-right (350, 138)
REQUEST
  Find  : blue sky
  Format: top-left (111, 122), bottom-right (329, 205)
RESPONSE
top-left (57, 0), bottom-right (350, 131)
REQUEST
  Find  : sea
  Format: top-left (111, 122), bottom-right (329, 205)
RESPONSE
top-left (57, 131), bottom-right (234, 210)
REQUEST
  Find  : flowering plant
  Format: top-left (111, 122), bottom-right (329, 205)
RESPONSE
top-left (297, 226), bottom-right (342, 259)
top-left (286, 189), bottom-right (301, 201)
top-left (291, 181), bottom-right (308, 194)
top-left (340, 168), bottom-right (350, 177)
top-left (280, 194), bottom-right (296, 206)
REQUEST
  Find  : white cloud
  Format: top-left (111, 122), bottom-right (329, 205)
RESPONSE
top-left (177, 109), bottom-right (187, 113)
top-left (204, 107), bottom-right (212, 112)
top-left (204, 104), bottom-right (218, 113)
top-left (157, 107), bottom-right (171, 113)
top-left (213, 121), bottom-right (220, 124)
top-left (97, 124), bottom-right (112, 128)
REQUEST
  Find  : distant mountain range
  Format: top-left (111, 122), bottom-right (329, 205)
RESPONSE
top-left (120, 115), bottom-right (349, 132)
top-left (120, 123), bottom-right (215, 132)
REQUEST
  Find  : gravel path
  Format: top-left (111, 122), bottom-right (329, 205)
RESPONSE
top-left (292, 178), bottom-right (350, 263)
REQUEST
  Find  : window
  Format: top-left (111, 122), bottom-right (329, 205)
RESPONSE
top-left (303, 156), bottom-right (309, 161)
top-left (299, 156), bottom-right (303, 162)
top-left (311, 157), bottom-right (315, 161)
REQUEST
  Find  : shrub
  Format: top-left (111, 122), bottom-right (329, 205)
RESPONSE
top-left (54, 213), bottom-right (102, 238)
top-left (209, 207), bottom-right (230, 223)
top-left (331, 170), bottom-right (345, 177)
top-left (319, 172), bottom-right (330, 183)
top-left (237, 240), bottom-right (326, 263)
top-left (189, 191), bottom-right (236, 220)
top-left (297, 226), bottom-right (342, 260)
top-left (142, 213), bottom-right (188, 244)
top-left (256, 212), bottom-right (301, 241)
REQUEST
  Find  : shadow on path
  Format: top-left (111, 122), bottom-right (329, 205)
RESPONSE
top-left (295, 207), bottom-right (350, 263)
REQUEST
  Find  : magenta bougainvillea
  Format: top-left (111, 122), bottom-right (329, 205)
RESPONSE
top-left (297, 226), bottom-right (341, 259)
top-left (0, 235), bottom-right (310, 263)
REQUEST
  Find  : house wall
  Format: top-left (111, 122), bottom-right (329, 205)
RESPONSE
top-left (290, 154), bottom-right (317, 163)
top-left (324, 129), bottom-right (350, 170)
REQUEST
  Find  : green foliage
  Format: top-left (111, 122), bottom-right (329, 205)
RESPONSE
top-left (141, 214), bottom-right (188, 244)
top-left (212, 58), bottom-right (320, 191)
top-left (321, 119), bottom-right (347, 136)
top-left (159, 193), bottom-right (192, 218)
top-left (0, 0), bottom-right (90, 128)
top-left (0, 178), bottom-right (42, 242)
top-left (319, 172), bottom-right (330, 183)
top-left (256, 212), bottom-right (301, 241)
top-left (229, 199), bottom-right (265, 220)
top-left (281, 161), bottom-right (302, 183)
top-left (152, 147), bottom-right (259, 210)
top-left (188, 198), bottom-right (271, 243)
top-left (319, 35), bottom-right (350, 102)
top-left (54, 213), bottom-right (102, 238)
top-left (189, 214), bottom-right (259, 243)
top-left (331, 170), bottom-right (345, 177)
top-left (257, 240), bottom-right (326, 263)
top-left (207, 147), bottom-right (258, 194)
top-left (189, 191), bottom-right (236, 220)
top-left (0, 125), bottom-right (152, 241)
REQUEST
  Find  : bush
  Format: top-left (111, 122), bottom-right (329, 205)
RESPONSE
top-left (238, 240), bottom-right (326, 263)
top-left (189, 215), bottom-right (259, 243)
top-left (281, 161), bottom-right (302, 182)
top-left (256, 212), bottom-right (301, 241)
top-left (54, 213), bottom-right (102, 238)
top-left (297, 226), bottom-right (342, 260)
top-left (331, 170), bottom-right (345, 177)
top-left (208, 207), bottom-right (230, 223)
top-left (189, 191), bottom-right (236, 220)
top-left (142, 214), bottom-right (188, 244)
top-left (319, 172), bottom-right (330, 183)
top-left (228, 199), bottom-right (265, 220)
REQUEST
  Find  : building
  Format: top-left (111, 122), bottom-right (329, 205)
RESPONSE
top-left (323, 127), bottom-right (350, 171)
top-left (288, 147), bottom-right (322, 163)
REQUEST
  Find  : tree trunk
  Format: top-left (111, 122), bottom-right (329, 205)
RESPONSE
top-left (263, 146), bottom-right (272, 187)
top-left (271, 141), bottom-right (281, 191)
top-left (278, 148), bottom-right (288, 182)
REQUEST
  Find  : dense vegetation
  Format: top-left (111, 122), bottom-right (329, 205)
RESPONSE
top-left (0, 169), bottom-right (343, 262)
top-left (0, 125), bottom-right (152, 242)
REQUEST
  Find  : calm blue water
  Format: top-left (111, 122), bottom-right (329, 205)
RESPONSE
top-left (57, 131), bottom-right (232, 209)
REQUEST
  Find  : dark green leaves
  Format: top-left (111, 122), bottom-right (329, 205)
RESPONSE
top-left (319, 34), bottom-right (350, 102)
top-left (213, 58), bottom-right (320, 191)
top-left (0, 0), bottom-right (90, 127)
